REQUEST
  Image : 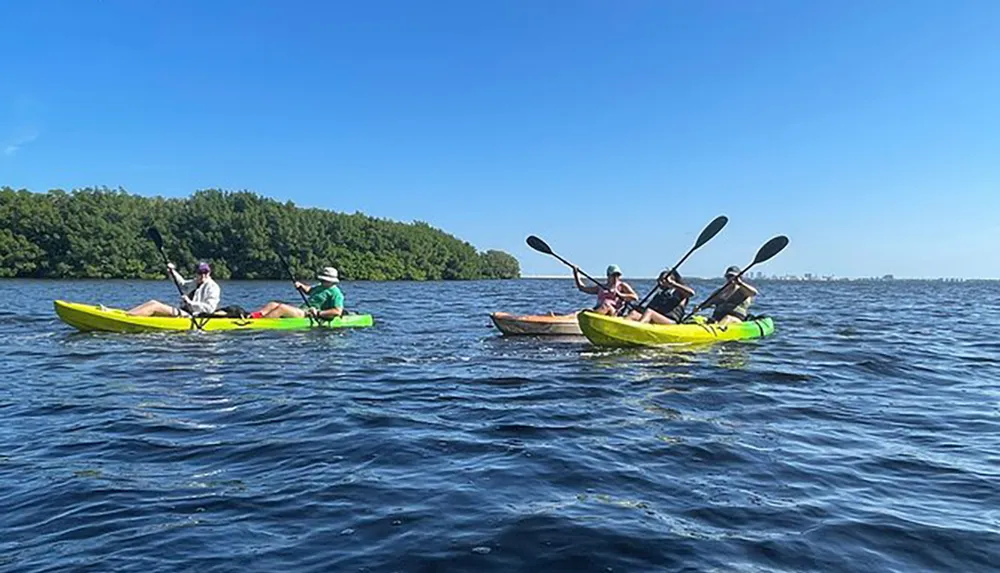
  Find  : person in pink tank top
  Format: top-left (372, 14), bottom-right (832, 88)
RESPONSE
top-left (573, 264), bottom-right (639, 315)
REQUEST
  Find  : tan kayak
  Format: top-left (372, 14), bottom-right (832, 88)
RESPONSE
top-left (489, 311), bottom-right (583, 336)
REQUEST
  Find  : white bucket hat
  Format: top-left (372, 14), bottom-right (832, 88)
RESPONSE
top-left (317, 267), bottom-right (340, 283)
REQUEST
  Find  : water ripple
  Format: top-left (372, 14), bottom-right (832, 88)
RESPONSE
top-left (0, 279), bottom-right (998, 571)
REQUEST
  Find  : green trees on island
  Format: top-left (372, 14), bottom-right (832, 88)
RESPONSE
top-left (480, 249), bottom-right (522, 279)
top-left (0, 187), bottom-right (521, 280)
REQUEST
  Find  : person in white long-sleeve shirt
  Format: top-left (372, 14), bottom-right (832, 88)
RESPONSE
top-left (127, 261), bottom-right (221, 317)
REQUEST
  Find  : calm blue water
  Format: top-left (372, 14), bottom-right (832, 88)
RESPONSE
top-left (1, 278), bottom-right (999, 572)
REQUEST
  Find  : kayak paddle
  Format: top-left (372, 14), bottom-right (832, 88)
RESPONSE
top-left (146, 226), bottom-right (201, 329)
top-left (271, 221), bottom-right (313, 324)
top-left (526, 235), bottom-right (616, 294)
top-left (680, 235), bottom-right (788, 323)
top-left (622, 215), bottom-right (729, 316)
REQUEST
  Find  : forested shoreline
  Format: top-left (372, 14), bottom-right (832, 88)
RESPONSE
top-left (0, 187), bottom-right (520, 280)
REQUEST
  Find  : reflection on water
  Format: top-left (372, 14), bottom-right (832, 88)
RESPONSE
top-left (714, 342), bottom-right (752, 370)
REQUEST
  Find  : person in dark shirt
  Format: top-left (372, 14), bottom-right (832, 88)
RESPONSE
top-left (629, 270), bottom-right (695, 324)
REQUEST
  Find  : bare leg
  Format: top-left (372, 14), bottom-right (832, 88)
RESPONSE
top-left (261, 303), bottom-right (307, 319)
top-left (640, 308), bottom-right (676, 325)
top-left (250, 301), bottom-right (283, 315)
top-left (127, 300), bottom-right (178, 317)
top-left (594, 302), bottom-right (618, 315)
top-left (715, 315), bottom-right (743, 325)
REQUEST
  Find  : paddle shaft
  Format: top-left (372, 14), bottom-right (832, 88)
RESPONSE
top-left (146, 227), bottom-right (202, 329)
top-left (276, 252), bottom-right (312, 307)
top-left (553, 251), bottom-right (640, 311)
top-left (153, 244), bottom-right (187, 301)
top-left (526, 234), bottom-right (637, 310)
top-left (681, 235), bottom-right (788, 322)
top-left (269, 219), bottom-right (313, 310)
top-left (626, 215), bottom-right (729, 316)
top-left (275, 252), bottom-right (328, 324)
top-left (631, 247), bottom-right (697, 313)
top-left (548, 253), bottom-right (607, 292)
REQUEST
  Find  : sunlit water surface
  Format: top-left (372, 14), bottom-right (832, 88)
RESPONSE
top-left (1, 279), bottom-right (998, 572)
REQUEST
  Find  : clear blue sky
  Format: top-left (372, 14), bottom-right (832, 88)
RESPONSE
top-left (2, 0), bottom-right (998, 278)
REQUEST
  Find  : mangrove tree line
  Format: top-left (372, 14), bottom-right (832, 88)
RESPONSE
top-left (0, 187), bottom-right (521, 280)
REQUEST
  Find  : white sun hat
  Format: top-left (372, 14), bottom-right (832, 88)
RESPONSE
top-left (317, 267), bottom-right (340, 283)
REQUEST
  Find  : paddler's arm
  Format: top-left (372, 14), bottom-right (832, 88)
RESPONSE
top-left (668, 278), bottom-right (695, 299)
top-left (573, 267), bottom-right (598, 294)
top-left (316, 307), bottom-right (343, 319)
top-left (700, 290), bottom-right (724, 309)
top-left (618, 282), bottom-right (639, 301)
top-left (167, 263), bottom-right (194, 289)
top-left (295, 281), bottom-right (313, 294)
top-left (735, 279), bottom-right (758, 297)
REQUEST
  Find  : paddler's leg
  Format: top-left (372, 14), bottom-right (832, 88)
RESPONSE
top-left (250, 301), bottom-right (282, 315)
top-left (260, 303), bottom-right (307, 319)
top-left (127, 300), bottom-right (175, 317)
top-left (715, 314), bottom-right (744, 325)
top-left (594, 302), bottom-right (617, 315)
top-left (640, 308), bottom-right (676, 325)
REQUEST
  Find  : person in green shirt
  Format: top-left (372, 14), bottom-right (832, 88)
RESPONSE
top-left (250, 267), bottom-right (345, 319)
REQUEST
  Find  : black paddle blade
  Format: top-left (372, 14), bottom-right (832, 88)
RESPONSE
top-left (694, 215), bottom-right (728, 249)
top-left (526, 235), bottom-right (553, 255)
top-left (146, 227), bottom-right (164, 249)
top-left (753, 235), bottom-right (789, 264)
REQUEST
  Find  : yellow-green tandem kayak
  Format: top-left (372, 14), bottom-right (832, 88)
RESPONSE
top-left (576, 310), bottom-right (774, 347)
top-left (54, 300), bottom-right (374, 333)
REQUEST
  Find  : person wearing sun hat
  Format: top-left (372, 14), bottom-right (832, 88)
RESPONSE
top-left (571, 262), bottom-right (639, 315)
top-left (698, 264), bottom-right (759, 324)
top-left (127, 261), bottom-right (221, 317)
top-left (249, 266), bottom-right (346, 319)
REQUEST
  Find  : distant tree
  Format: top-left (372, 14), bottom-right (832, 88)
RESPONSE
top-left (0, 229), bottom-right (45, 277)
top-left (0, 186), bottom-right (521, 280)
top-left (479, 250), bottom-right (520, 279)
